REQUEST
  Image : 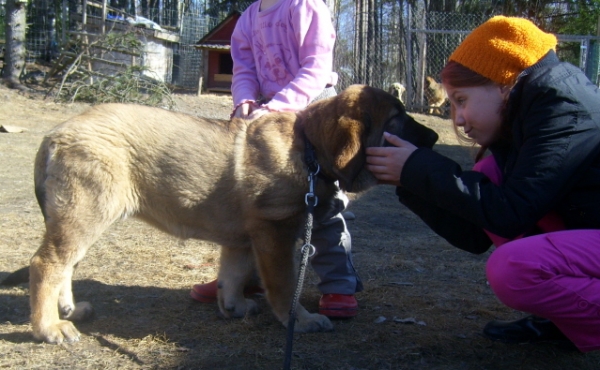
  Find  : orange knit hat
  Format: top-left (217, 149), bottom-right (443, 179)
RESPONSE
top-left (449, 16), bottom-right (557, 85)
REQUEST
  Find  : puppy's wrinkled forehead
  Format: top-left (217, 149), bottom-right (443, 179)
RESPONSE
top-left (341, 85), bottom-right (398, 121)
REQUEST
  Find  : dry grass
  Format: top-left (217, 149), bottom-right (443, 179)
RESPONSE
top-left (1, 85), bottom-right (599, 369)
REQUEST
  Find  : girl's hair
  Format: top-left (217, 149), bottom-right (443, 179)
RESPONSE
top-left (440, 61), bottom-right (510, 162)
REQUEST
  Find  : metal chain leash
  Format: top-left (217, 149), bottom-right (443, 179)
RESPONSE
top-left (283, 163), bottom-right (319, 370)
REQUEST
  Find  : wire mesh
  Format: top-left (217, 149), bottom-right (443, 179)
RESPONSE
top-left (5, 4), bottom-right (600, 100)
top-left (336, 9), bottom-right (600, 115)
top-left (0, 6), bottom-right (4, 42)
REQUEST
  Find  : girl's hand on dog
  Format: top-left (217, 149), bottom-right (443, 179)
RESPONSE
top-left (232, 102), bottom-right (270, 121)
top-left (247, 107), bottom-right (270, 120)
top-left (233, 102), bottom-right (251, 118)
top-left (366, 132), bottom-right (417, 186)
top-left (232, 101), bottom-right (262, 119)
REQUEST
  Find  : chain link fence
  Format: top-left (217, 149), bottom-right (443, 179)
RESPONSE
top-left (17, 4), bottom-right (213, 91)
top-left (169, 10), bottom-right (212, 90)
top-left (404, 11), bottom-right (489, 115)
top-left (6, 4), bottom-right (600, 107)
top-left (404, 11), bottom-right (600, 115)
top-left (333, 9), bottom-right (600, 116)
top-left (0, 6), bottom-right (4, 42)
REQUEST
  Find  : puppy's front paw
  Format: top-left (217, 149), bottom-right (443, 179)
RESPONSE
top-left (292, 312), bottom-right (333, 333)
top-left (33, 320), bottom-right (81, 344)
top-left (219, 298), bottom-right (259, 318)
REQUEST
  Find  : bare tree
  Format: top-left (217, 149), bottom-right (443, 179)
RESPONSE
top-left (3, 0), bottom-right (28, 90)
top-left (427, 0), bottom-right (456, 12)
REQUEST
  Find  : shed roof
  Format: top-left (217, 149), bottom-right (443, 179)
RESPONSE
top-left (195, 11), bottom-right (241, 48)
top-left (196, 44), bottom-right (231, 50)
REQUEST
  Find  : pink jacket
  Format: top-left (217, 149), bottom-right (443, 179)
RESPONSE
top-left (231, 0), bottom-right (338, 112)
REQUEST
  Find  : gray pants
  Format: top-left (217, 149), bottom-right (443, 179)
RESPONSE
top-left (308, 86), bottom-right (363, 294)
top-left (310, 188), bottom-right (363, 294)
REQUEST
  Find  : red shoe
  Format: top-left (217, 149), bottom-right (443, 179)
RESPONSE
top-left (190, 279), bottom-right (265, 303)
top-left (190, 280), bottom-right (219, 303)
top-left (319, 294), bottom-right (358, 318)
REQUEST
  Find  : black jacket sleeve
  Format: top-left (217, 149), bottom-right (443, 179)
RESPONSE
top-left (396, 186), bottom-right (492, 254)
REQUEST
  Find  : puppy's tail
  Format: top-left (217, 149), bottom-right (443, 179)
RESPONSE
top-left (34, 137), bottom-right (51, 220)
top-left (1, 266), bottom-right (29, 286)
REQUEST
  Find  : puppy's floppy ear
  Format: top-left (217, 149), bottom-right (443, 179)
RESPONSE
top-left (299, 89), bottom-right (367, 191)
top-left (394, 111), bottom-right (439, 149)
top-left (324, 115), bottom-right (366, 191)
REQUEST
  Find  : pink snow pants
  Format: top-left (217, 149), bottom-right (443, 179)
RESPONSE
top-left (473, 156), bottom-right (600, 352)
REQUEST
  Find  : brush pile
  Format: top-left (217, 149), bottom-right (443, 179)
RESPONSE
top-left (46, 30), bottom-right (174, 109)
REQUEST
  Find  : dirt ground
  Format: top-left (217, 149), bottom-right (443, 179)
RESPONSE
top-left (0, 84), bottom-right (599, 370)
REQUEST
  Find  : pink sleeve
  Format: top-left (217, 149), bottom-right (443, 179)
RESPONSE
top-left (264, 0), bottom-right (337, 112)
top-left (231, 9), bottom-right (260, 108)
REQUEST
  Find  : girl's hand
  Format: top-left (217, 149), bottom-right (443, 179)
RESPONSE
top-left (232, 102), bottom-right (270, 121)
top-left (365, 132), bottom-right (418, 186)
top-left (232, 102), bottom-right (252, 118)
top-left (247, 107), bottom-right (270, 120)
top-left (232, 101), bottom-right (262, 119)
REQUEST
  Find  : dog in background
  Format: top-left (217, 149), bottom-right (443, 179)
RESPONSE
top-left (424, 76), bottom-right (448, 115)
top-left (388, 82), bottom-right (406, 104)
top-left (8, 84), bottom-right (438, 344)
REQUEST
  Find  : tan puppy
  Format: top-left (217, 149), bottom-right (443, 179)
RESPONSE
top-left (425, 76), bottom-right (448, 115)
top-left (24, 84), bottom-right (438, 343)
top-left (388, 82), bottom-right (406, 104)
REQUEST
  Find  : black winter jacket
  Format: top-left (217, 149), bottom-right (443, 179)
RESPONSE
top-left (397, 51), bottom-right (600, 254)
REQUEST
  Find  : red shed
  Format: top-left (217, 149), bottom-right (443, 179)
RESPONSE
top-left (195, 11), bottom-right (241, 94)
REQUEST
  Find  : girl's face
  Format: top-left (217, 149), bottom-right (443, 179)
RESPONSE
top-left (443, 83), bottom-right (509, 147)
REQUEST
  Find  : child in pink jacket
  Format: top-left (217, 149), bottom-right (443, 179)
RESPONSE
top-left (191, 0), bottom-right (362, 318)
top-left (230, 0), bottom-right (339, 118)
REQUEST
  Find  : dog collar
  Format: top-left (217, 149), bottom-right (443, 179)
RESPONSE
top-left (303, 134), bottom-right (336, 184)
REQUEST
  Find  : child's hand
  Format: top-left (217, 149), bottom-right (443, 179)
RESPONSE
top-left (232, 102), bottom-right (253, 118)
top-left (365, 132), bottom-right (418, 186)
top-left (232, 103), bottom-right (270, 121)
top-left (248, 108), bottom-right (270, 120)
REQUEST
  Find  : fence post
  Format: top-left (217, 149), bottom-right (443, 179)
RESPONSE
top-left (596, 15), bottom-right (600, 85)
top-left (405, 5), bottom-right (412, 111)
top-left (102, 0), bottom-right (107, 34)
top-left (61, 0), bottom-right (66, 45)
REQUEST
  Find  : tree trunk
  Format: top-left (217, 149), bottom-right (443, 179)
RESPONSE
top-left (3, 0), bottom-right (28, 90)
top-left (354, 0), bottom-right (365, 84)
